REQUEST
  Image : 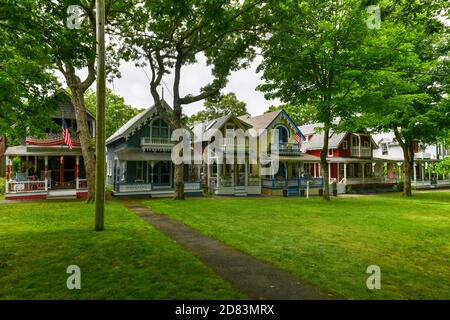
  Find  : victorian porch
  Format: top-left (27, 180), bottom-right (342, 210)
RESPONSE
top-left (4, 146), bottom-right (88, 200)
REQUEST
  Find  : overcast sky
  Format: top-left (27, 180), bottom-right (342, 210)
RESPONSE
top-left (107, 54), bottom-right (279, 117)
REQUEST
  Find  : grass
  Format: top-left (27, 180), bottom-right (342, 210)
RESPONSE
top-left (145, 192), bottom-right (450, 300)
top-left (0, 200), bottom-right (243, 299)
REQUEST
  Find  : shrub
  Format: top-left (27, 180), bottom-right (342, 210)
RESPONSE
top-left (12, 156), bottom-right (21, 179)
top-left (105, 184), bottom-right (113, 193)
top-left (396, 181), bottom-right (404, 192)
top-left (0, 177), bottom-right (5, 194)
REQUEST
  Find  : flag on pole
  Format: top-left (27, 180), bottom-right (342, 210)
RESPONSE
top-left (62, 119), bottom-right (73, 150)
top-left (294, 132), bottom-right (302, 147)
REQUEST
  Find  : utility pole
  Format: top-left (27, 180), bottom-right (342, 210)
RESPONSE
top-left (95, 0), bottom-right (106, 231)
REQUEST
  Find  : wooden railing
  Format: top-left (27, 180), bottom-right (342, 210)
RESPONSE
top-left (261, 177), bottom-right (324, 189)
top-left (7, 180), bottom-right (47, 193)
top-left (140, 137), bottom-right (173, 151)
top-left (270, 143), bottom-right (302, 155)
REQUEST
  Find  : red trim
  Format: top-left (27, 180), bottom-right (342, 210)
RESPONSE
top-left (76, 191), bottom-right (89, 200)
top-left (6, 194), bottom-right (47, 200)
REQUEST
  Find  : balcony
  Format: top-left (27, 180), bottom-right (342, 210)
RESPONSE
top-left (270, 143), bottom-right (302, 155)
top-left (26, 133), bottom-right (81, 147)
top-left (350, 146), bottom-right (371, 158)
top-left (414, 152), bottom-right (432, 159)
top-left (140, 137), bottom-right (173, 152)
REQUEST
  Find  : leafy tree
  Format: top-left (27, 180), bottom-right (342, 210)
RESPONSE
top-left (119, 0), bottom-right (264, 199)
top-left (188, 93), bottom-right (248, 125)
top-left (85, 89), bottom-right (144, 139)
top-left (0, 1), bottom-right (59, 145)
top-left (265, 103), bottom-right (317, 125)
top-left (351, 1), bottom-right (450, 197)
top-left (2, 0), bottom-right (133, 201)
top-left (258, 0), bottom-right (372, 200)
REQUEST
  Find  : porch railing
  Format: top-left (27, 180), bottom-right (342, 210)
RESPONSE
top-left (270, 143), bottom-right (302, 155)
top-left (26, 133), bottom-right (81, 146)
top-left (6, 180), bottom-right (47, 193)
top-left (345, 177), bottom-right (398, 185)
top-left (140, 137), bottom-right (173, 151)
top-left (261, 177), bottom-right (324, 189)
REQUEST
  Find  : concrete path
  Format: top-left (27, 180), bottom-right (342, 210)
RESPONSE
top-left (124, 202), bottom-right (338, 300)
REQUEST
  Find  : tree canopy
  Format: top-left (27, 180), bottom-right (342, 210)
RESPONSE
top-left (188, 93), bottom-right (248, 125)
top-left (85, 89), bottom-right (144, 139)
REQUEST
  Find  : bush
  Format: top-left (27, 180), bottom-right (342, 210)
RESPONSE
top-left (0, 177), bottom-right (5, 194)
top-left (396, 181), bottom-right (404, 192)
top-left (105, 184), bottom-right (113, 193)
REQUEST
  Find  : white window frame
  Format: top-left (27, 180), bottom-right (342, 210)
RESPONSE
top-left (328, 148), bottom-right (334, 157)
top-left (342, 140), bottom-right (348, 150)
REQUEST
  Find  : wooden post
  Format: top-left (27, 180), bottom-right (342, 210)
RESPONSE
top-left (95, 0), bottom-right (106, 231)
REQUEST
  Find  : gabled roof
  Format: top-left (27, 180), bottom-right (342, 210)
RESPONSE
top-left (238, 109), bottom-right (304, 138)
top-left (299, 122), bottom-right (378, 151)
top-left (191, 114), bottom-right (252, 142)
top-left (106, 99), bottom-right (172, 144)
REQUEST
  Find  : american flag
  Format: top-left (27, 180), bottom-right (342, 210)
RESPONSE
top-left (294, 132), bottom-right (302, 147)
top-left (62, 119), bottom-right (73, 150)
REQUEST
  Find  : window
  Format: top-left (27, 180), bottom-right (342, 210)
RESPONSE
top-left (328, 149), bottom-right (334, 157)
top-left (151, 118), bottom-right (170, 139)
top-left (363, 141), bottom-right (370, 148)
top-left (276, 126), bottom-right (289, 144)
top-left (342, 140), bottom-right (348, 150)
top-left (352, 136), bottom-right (359, 147)
top-left (381, 143), bottom-right (389, 155)
top-left (136, 161), bottom-right (144, 182)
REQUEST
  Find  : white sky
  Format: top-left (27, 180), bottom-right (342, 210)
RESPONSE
top-left (110, 54), bottom-right (280, 116)
top-left (58, 54), bottom-right (280, 117)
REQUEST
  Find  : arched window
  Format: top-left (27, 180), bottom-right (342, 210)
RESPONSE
top-left (276, 126), bottom-right (289, 145)
top-left (151, 118), bottom-right (170, 139)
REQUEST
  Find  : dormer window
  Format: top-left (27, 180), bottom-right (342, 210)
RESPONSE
top-left (381, 143), bottom-right (389, 155)
top-left (151, 118), bottom-right (170, 139)
top-left (328, 149), bottom-right (333, 157)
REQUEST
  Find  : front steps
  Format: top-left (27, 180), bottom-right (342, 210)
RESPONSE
top-left (47, 189), bottom-right (77, 200)
top-left (234, 186), bottom-right (247, 197)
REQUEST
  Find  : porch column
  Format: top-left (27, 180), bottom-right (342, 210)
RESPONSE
top-left (343, 163), bottom-right (347, 182)
top-left (313, 163), bottom-right (316, 177)
top-left (337, 163), bottom-right (340, 182)
top-left (328, 163), bottom-right (331, 181)
top-left (428, 162), bottom-right (431, 182)
top-left (362, 163), bottom-right (365, 184)
top-left (5, 155), bottom-right (10, 181)
top-left (44, 156), bottom-right (49, 191)
top-left (75, 156), bottom-right (79, 189)
top-left (245, 158), bottom-right (248, 187)
top-left (422, 163), bottom-right (425, 183)
top-left (413, 163), bottom-right (417, 185)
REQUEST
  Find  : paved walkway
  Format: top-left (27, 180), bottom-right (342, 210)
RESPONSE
top-left (124, 202), bottom-right (337, 300)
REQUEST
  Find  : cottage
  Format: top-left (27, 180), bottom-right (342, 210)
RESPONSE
top-left (4, 91), bottom-right (94, 200)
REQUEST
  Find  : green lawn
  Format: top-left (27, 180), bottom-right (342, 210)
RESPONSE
top-left (0, 201), bottom-right (243, 299)
top-left (146, 192), bottom-right (450, 300)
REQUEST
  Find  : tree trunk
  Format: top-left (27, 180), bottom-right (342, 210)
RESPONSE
top-left (402, 141), bottom-right (414, 197)
top-left (321, 127), bottom-right (330, 200)
top-left (174, 163), bottom-right (184, 200)
top-left (69, 86), bottom-right (96, 202)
